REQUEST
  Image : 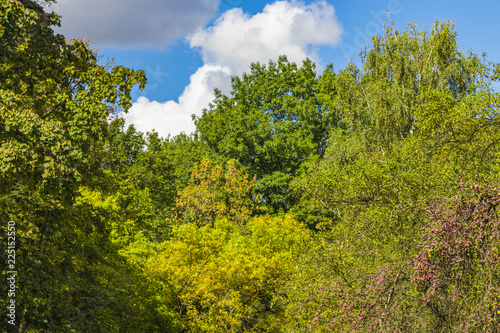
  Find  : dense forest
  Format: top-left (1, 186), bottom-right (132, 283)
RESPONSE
top-left (2, 1), bottom-right (500, 332)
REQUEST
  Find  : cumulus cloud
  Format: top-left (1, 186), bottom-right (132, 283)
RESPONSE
top-left (121, 65), bottom-right (231, 137)
top-left (121, 0), bottom-right (343, 137)
top-left (48, 0), bottom-right (219, 49)
top-left (190, 0), bottom-right (342, 72)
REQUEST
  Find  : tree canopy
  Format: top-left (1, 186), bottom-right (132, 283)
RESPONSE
top-left (2, 4), bottom-right (500, 331)
top-left (195, 56), bottom-right (338, 212)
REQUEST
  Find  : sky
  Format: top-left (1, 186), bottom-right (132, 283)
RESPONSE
top-left (46, 0), bottom-right (500, 138)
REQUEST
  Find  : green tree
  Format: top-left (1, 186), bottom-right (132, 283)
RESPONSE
top-left (0, 1), bottom-right (145, 331)
top-left (293, 20), bottom-right (500, 236)
top-left (0, 0), bottom-right (145, 203)
top-left (103, 117), bottom-right (147, 175)
top-left (290, 20), bottom-right (500, 332)
top-left (195, 56), bottom-right (338, 212)
top-left (127, 131), bottom-right (210, 220)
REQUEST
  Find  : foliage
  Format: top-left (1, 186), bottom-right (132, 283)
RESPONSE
top-left (0, 1), bottom-right (145, 331)
top-left (292, 19), bottom-right (500, 254)
top-left (3, 7), bottom-right (500, 332)
top-left (0, 182), bottom-right (167, 332)
top-left (301, 184), bottom-right (500, 332)
top-left (145, 214), bottom-right (311, 332)
top-left (171, 159), bottom-right (264, 226)
top-left (412, 183), bottom-right (500, 331)
top-left (303, 268), bottom-right (417, 333)
top-left (0, 0), bottom-right (145, 202)
top-left (195, 56), bottom-right (338, 212)
top-left (290, 20), bottom-right (500, 332)
top-left (129, 131), bottom-right (210, 218)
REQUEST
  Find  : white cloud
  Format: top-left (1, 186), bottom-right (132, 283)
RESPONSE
top-left (47, 0), bottom-right (219, 49)
top-left (121, 65), bottom-right (231, 137)
top-left (190, 0), bottom-right (342, 72)
top-left (121, 0), bottom-right (343, 138)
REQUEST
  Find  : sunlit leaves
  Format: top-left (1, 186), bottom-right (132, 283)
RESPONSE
top-left (145, 214), bottom-right (311, 332)
top-left (171, 159), bottom-right (264, 226)
top-left (292, 20), bottom-right (500, 332)
top-left (0, 1), bottom-right (145, 331)
top-left (0, 0), bottom-right (146, 202)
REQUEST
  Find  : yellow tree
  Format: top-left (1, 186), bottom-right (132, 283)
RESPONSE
top-left (145, 215), bottom-right (311, 332)
top-left (171, 159), bottom-right (264, 226)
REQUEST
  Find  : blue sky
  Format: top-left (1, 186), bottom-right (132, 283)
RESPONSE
top-left (49, 0), bottom-right (500, 137)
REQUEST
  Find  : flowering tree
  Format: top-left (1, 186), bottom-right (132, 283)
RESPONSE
top-left (303, 183), bottom-right (500, 332)
top-left (413, 183), bottom-right (500, 331)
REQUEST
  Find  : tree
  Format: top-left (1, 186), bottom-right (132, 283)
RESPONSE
top-left (293, 20), bottom-right (500, 236)
top-left (0, 0), bottom-right (145, 202)
top-left (170, 158), bottom-right (264, 227)
top-left (299, 184), bottom-right (500, 333)
top-left (0, 1), bottom-right (145, 331)
top-left (145, 215), bottom-right (311, 332)
top-left (195, 56), bottom-right (338, 212)
top-left (412, 183), bottom-right (500, 332)
top-left (126, 131), bottom-right (210, 220)
top-left (103, 118), bottom-right (147, 175)
top-left (289, 20), bottom-right (500, 332)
